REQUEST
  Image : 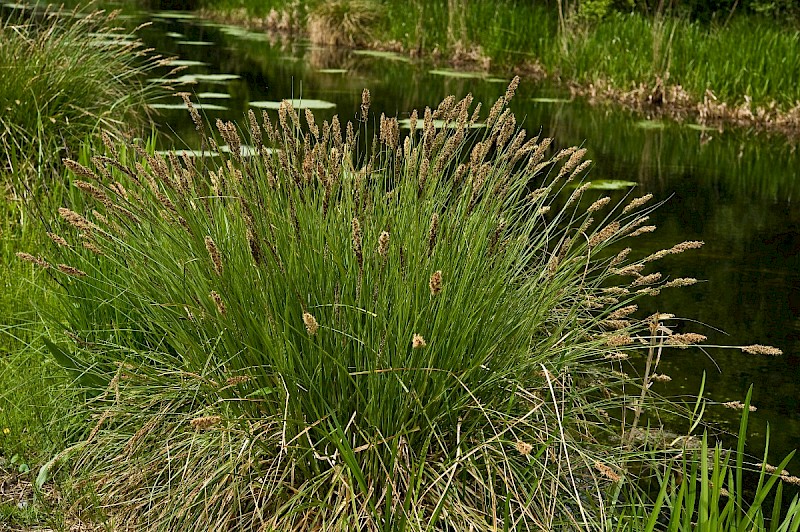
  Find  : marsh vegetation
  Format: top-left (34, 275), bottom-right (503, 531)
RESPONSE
top-left (1, 1), bottom-right (800, 530)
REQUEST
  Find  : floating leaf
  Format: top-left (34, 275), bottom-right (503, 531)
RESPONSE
top-left (158, 73), bottom-right (241, 85)
top-left (635, 120), bottom-right (666, 130)
top-left (586, 180), bottom-right (638, 190)
top-left (176, 40), bottom-right (215, 46)
top-left (429, 69), bottom-right (487, 79)
top-left (317, 69), bottom-right (348, 74)
top-left (165, 32), bottom-right (184, 38)
top-left (250, 99), bottom-right (336, 110)
top-left (149, 102), bottom-right (227, 111)
top-left (486, 77), bottom-right (508, 83)
top-left (686, 123), bottom-right (716, 132)
top-left (154, 11), bottom-right (197, 19)
top-left (197, 92), bottom-right (231, 99)
top-left (162, 59), bottom-right (209, 67)
top-left (531, 97), bottom-right (571, 104)
top-left (352, 50), bottom-right (411, 62)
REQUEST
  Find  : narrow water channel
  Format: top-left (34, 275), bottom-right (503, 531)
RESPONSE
top-left (12, 2), bottom-right (800, 472)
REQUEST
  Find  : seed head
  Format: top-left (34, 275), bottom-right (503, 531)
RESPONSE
top-left (57, 264), bottom-right (87, 277)
top-left (609, 305), bottom-right (637, 319)
top-left (377, 231), bottom-right (390, 258)
top-left (352, 218), bottom-right (363, 268)
top-left (741, 344), bottom-right (782, 356)
top-left (303, 311), bottom-right (319, 335)
top-left (664, 277), bottom-right (698, 288)
top-left (666, 333), bottom-right (707, 348)
top-left (47, 232), bottom-right (70, 248)
top-left (15, 252), bottom-right (49, 268)
top-left (594, 461), bottom-right (621, 482)
top-left (588, 196), bottom-right (611, 213)
top-left (361, 88), bottom-right (371, 121)
top-left (623, 193), bottom-right (653, 214)
top-left (628, 225), bottom-right (657, 238)
top-left (428, 213), bottom-right (439, 255)
top-left (588, 221), bottom-right (621, 247)
top-left (205, 236), bottom-right (223, 276)
top-left (190, 415), bottom-right (221, 430)
top-left (630, 272), bottom-right (662, 287)
top-left (210, 291), bottom-right (226, 315)
top-left (781, 475), bottom-right (800, 486)
top-left (429, 270), bottom-right (442, 296)
top-left (504, 76), bottom-right (520, 103)
top-left (58, 208), bottom-right (98, 233)
top-left (412, 334), bottom-right (426, 349)
top-left (722, 401), bottom-right (756, 411)
top-left (226, 375), bottom-right (251, 386)
top-left (515, 440), bottom-right (533, 456)
top-left (63, 159), bottom-right (98, 181)
top-left (605, 334), bottom-right (633, 347)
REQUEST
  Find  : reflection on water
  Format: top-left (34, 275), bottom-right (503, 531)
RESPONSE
top-left (9, 2), bottom-right (800, 469)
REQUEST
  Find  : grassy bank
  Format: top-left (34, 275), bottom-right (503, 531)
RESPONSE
top-left (2, 2), bottom-right (800, 529)
top-left (11, 83), bottom-right (796, 529)
top-left (0, 5), bottom-right (163, 527)
top-left (197, 0), bottom-right (800, 135)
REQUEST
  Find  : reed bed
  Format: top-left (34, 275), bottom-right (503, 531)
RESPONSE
top-left (17, 81), bottom-right (790, 529)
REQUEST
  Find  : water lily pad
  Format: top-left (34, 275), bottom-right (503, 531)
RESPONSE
top-left (317, 69), bottom-right (348, 74)
top-left (351, 50), bottom-right (411, 62)
top-left (197, 92), bottom-right (231, 99)
top-left (685, 123), bottom-right (716, 132)
top-left (250, 99), bottom-right (336, 110)
top-left (149, 74), bottom-right (240, 85)
top-left (149, 102), bottom-right (227, 111)
top-left (429, 69), bottom-right (487, 80)
top-left (636, 120), bottom-right (666, 130)
top-left (176, 40), bottom-right (215, 46)
top-left (162, 59), bottom-right (208, 67)
top-left (531, 97), bottom-right (570, 104)
top-left (165, 32), bottom-right (185, 38)
top-left (154, 11), bottom-right (197, 19)
top-left (398, 118), bottom-right (485, 130)
top-left (587, 180), bottom-right (638, 190)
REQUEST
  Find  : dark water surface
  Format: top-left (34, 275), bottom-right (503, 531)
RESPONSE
top-left (11, 3), bottom-right (800, 470)
top-left (138, 11), bottom-right (800, 469)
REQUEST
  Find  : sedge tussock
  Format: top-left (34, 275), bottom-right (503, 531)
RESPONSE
top-left (29, 86), bottom-right (782, 531)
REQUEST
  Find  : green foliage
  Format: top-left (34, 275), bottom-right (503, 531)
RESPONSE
top-left (27, 85), bottom-right (712, 529)
top-left (620, 388), bottom-right (800, 531)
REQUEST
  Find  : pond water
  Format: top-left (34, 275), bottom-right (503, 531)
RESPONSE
top-left (9, 3), bottom-right (800, 471)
